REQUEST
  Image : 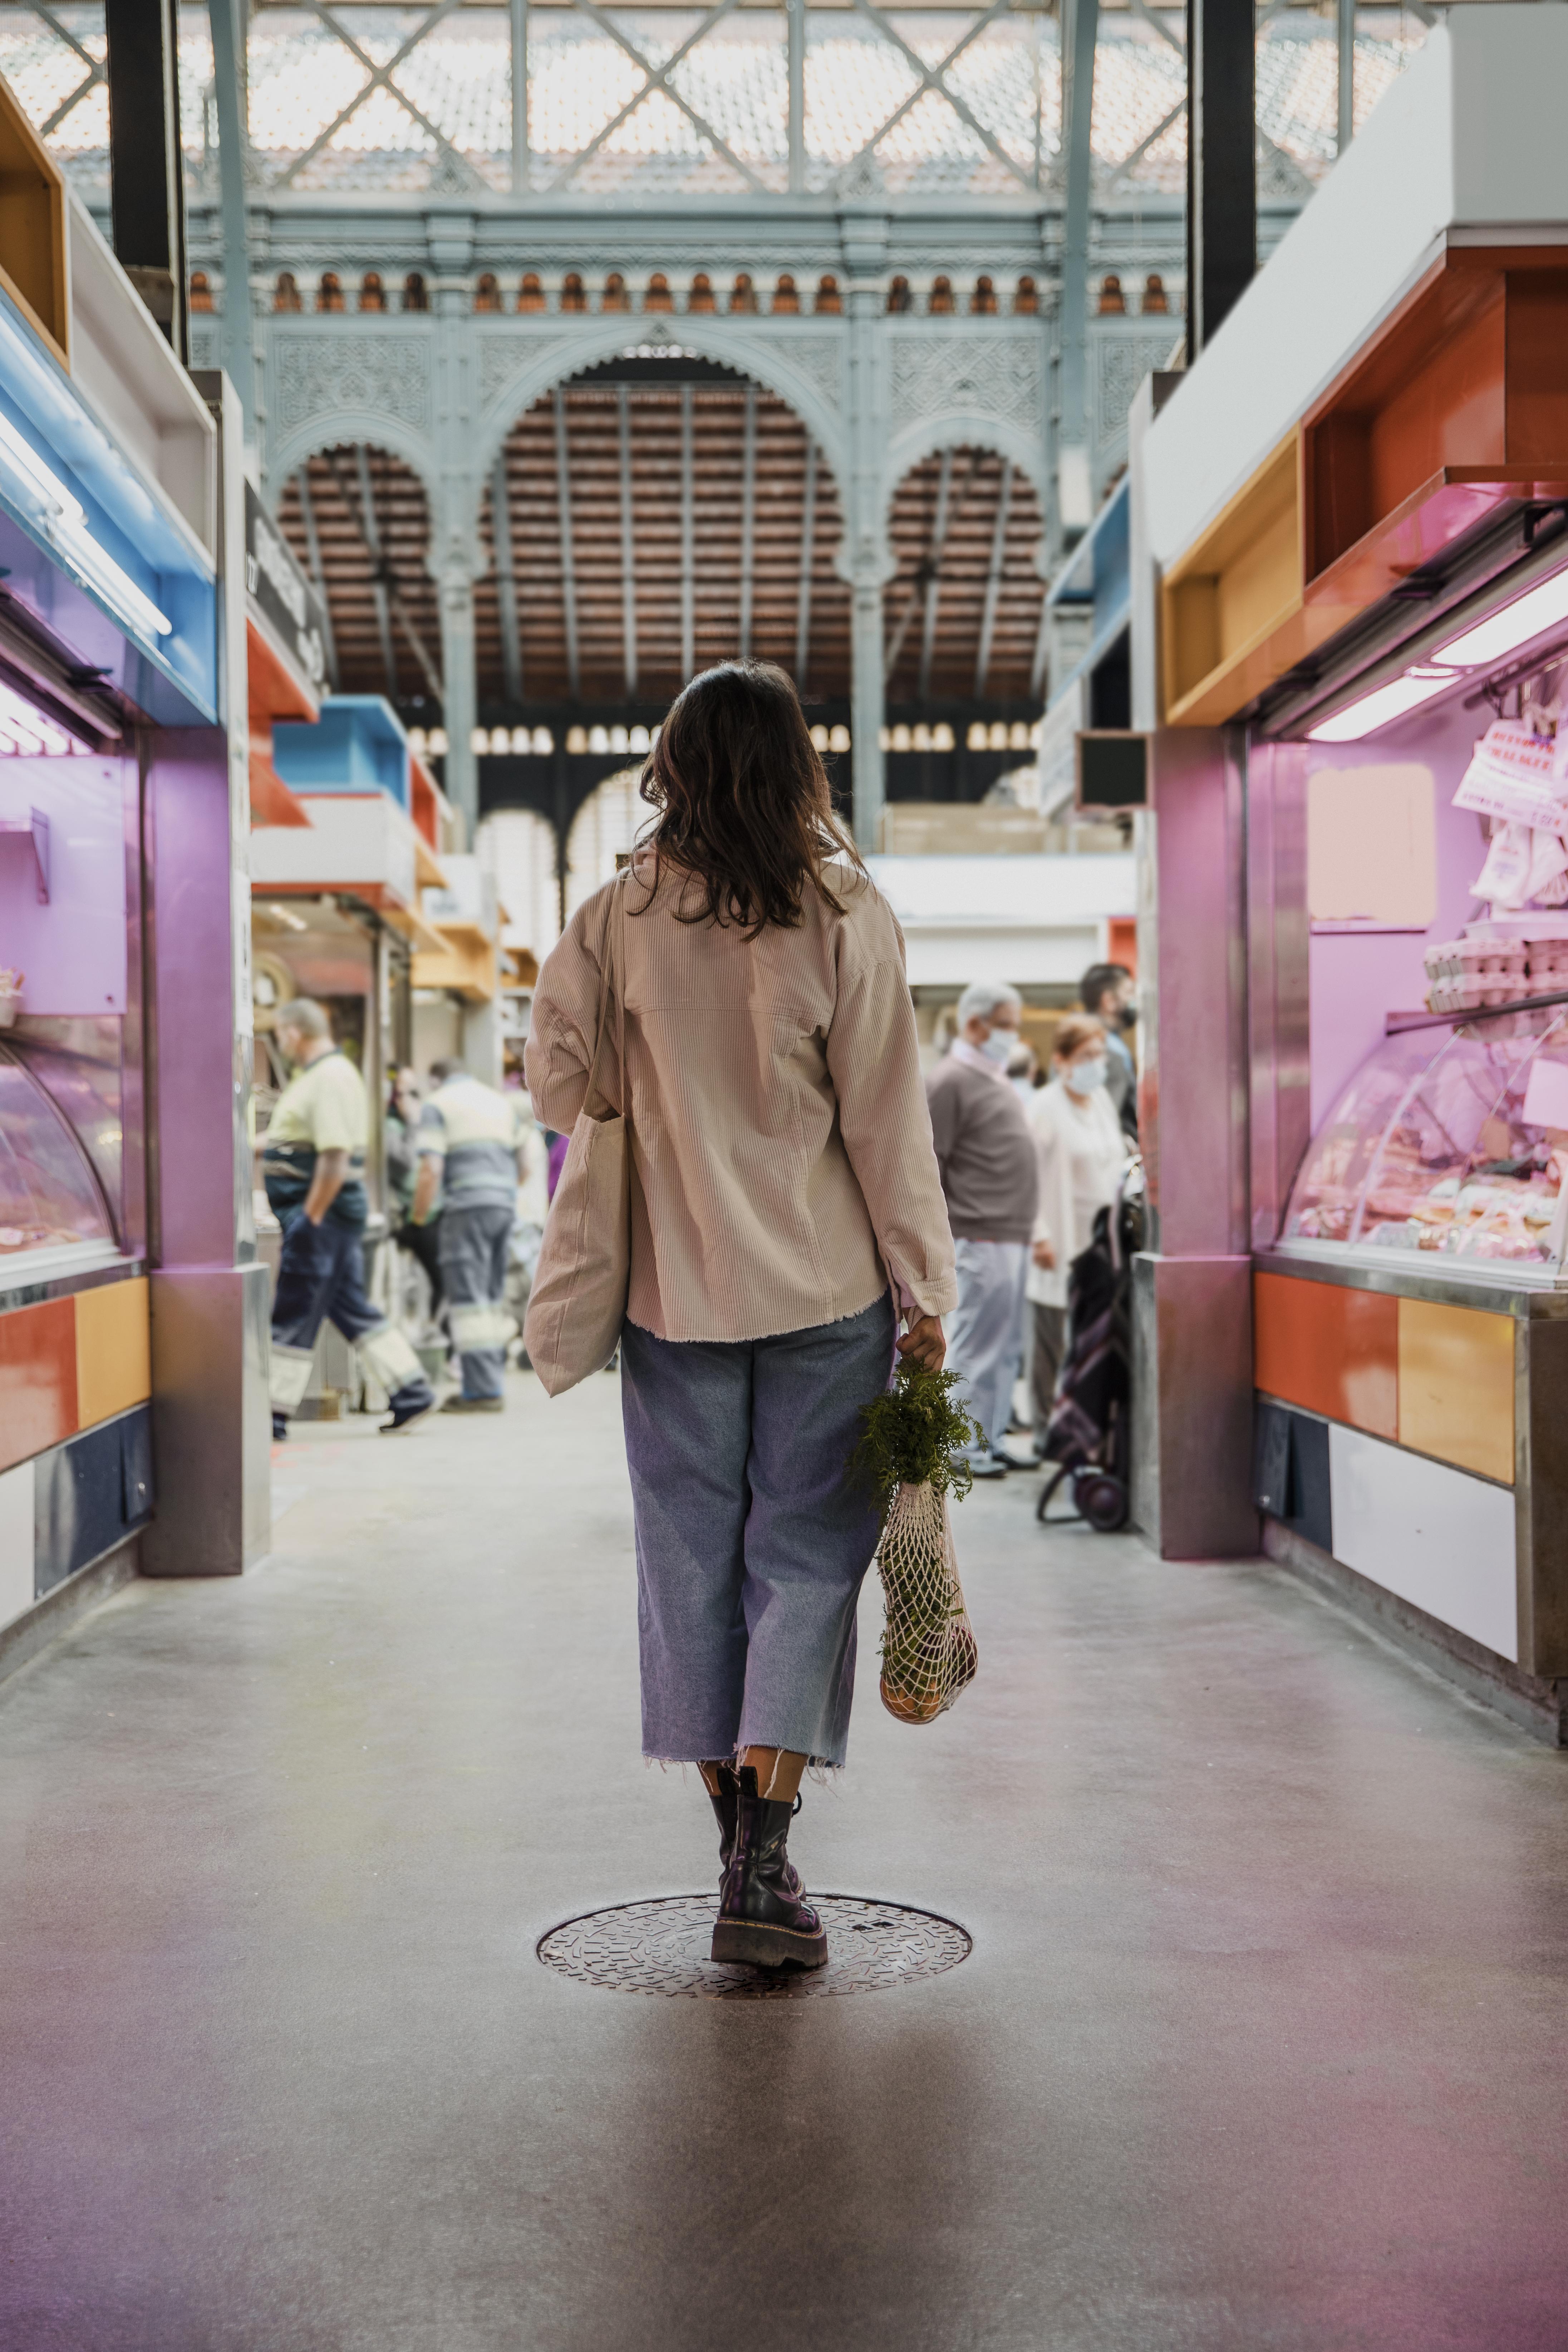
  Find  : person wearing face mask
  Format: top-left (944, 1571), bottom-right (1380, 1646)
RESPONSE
top-left (925, 981), bottom-right (1039, 1477)
top-left (1026, 1015), bottom-right (1131, 1450)
top-left (1079, 962), bottom-right (1139, 1141)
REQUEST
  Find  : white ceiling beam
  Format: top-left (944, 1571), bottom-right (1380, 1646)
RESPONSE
top-left (738, 381), bottom-right (757, 662)
top-left (491, 448), bottom-right (524, 707)
top-left (617, 385), bottom-right (638, 696)
top-left (680, 383), bottom-right (695, 684)
top-left (553, 387), bottom-right (581, 699)
top-left (795, 437), bottom-right (817, 691)
top-left (974, 458), bottom-right (1013, 695)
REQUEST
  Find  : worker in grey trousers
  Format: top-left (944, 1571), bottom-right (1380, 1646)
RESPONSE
top-left (411, 1058), bottom-right (526, 1412)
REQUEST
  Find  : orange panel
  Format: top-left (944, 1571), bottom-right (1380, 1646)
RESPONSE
top-left (1253, 1271), bottom-right (1399, 1440)
top-left (75, 1276), bottom-right (151, 1429)
top-left (1398, 1297), bottom-right (1515, 1487)
top-left (0, 1297), bottom-right (77, 1472)
top-left (246, 615), bottom-right (318, 726)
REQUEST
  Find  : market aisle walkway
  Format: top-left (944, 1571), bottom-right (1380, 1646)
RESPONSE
top-left (3, 1370), bottom-right (1567, 2352)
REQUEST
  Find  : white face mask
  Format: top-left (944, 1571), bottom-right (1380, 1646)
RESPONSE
top-left (978, 1027), bottom-right (1015, 1066)
top-left (1065, 1055), bottom-right (1107, 1096)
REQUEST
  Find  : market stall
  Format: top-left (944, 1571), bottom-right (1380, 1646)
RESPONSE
top-left (1130, 7), bottom-right (1568, 1734)
top-left (0, 102), bottom-right (251, 1649)
top-left (250, 693), bottom-right (451, 1410)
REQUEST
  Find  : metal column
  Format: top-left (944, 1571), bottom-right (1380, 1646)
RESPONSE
top-left (1057, 0), bottom-right (1098, 534)
top-left (846, 275), bottom-right (886, 849)
top-left (143, 373), bottom-right (271, 1577)
top-left (1186, 0), bottom-right (1256, 359)
top-left (105, 0), bottom-right (190, 359)
top-left (1337, 0), bottom-right (1355, 156)
top-left (205, 0), bottom-right (256, 434)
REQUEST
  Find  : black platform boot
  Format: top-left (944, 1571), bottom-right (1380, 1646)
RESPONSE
top-left (711, 1766), bottom-right (828, 1971)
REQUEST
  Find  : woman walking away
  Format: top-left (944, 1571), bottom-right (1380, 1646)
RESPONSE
top-left (526, 662), bottom-right (956, 1972)
top-left (1026, 1016), bottom-right (1130, 1450)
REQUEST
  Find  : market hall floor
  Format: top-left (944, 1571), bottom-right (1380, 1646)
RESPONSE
top-left (3, 1374), bottom-right (1567, 2352)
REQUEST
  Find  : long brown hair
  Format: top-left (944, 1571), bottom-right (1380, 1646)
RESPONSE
top-left (638, 661), bottom-right (863, 936)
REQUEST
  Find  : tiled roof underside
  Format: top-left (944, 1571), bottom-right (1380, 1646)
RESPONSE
top-left (273, 397), bottom-right (1046, 712)
top-left (0, 6), bottom-right (1423, 200)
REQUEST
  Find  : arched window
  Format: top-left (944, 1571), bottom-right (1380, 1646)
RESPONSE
top-left (886, 275), bottom-right (911, 314)
top-left (317, 272), bottom-right (345, 314)
top-left (602, 271), bottom-right (629, 311)
top-left (189, 270), bottom-right (213, 313)
top-left (644, 272), bottom-right (673, 312)
top-left (273, 271), bottom-right (302, 313)
top-left (687, 272), bottom-right (716, 313)
top-left (970, 274), bottom-right (998, 315)
top-left (474, 271), bottom-right (502, 312)
top-left (1013, 275), bottom-right (1038, 315)
top-left (402, 272), bottom-right (428, 312)
top-left (359, 271), bottom-right (385, 313)
top-left (928, 275), bottom-right (954, 315)
top-left (560, 272), bottom-right (586, 312)
top-left (814, 274), bottom-right (841, 315)
top-left (771, 273), bottom-right (799, 314)
top-left (729, 272), bottom-right (756, 314)
top-left (1142, 272), bottom-right (1170, 316)
top-left (1098, 274), bottom-right (1126, 315)
top-left (517, 271), bottom-right (545, 312)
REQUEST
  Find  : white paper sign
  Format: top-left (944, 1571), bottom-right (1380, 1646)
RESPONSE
top-left (1454, 721), bottom-right (1568, 831)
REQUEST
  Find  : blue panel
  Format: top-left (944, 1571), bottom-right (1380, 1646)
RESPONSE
top-left (1048, 477), bottom-right (1129, 625)
top-left (1046, 479), bottom-right (1132, 712)
top-left (33, 1404), bottom-right (154, 1597)
top-left (272, 696), bottom-right (409, 805)
top-left (0, 286), bottom-right (217, 723)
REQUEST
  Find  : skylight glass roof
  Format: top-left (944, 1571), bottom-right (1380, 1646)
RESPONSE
top-left (0, 4), bottom-right (1425, 202)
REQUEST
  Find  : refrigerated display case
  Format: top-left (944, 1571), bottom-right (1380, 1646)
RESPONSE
top-left (1282, 1012), bottom-right (1568, 1273)
top-left (0, 1050), bottom-right (115, 1266)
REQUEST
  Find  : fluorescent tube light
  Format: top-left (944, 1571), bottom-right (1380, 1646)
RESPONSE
top-left (1306, 668), bottom-right (1458, 744)
top-left (1434, 565), bottom-right (1568, 671)
top-left (0, 411), bottom-right (172, 643)
top-left (0, 677), bottom-right (79, 755)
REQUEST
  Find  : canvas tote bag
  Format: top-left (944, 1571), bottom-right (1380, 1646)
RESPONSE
top-left (524, 874), bottom-right (631, 1396)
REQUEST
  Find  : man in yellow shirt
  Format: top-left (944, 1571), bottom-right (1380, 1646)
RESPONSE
top-left (265, 998), bottom-right (434, 1438)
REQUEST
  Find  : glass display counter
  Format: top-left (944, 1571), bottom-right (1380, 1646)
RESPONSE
top-left (1282, 1007), bottom-right (1568, 1279)
top-left (0, 1048), bottom-right (115, 1273)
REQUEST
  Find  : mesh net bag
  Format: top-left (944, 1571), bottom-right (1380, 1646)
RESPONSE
top-left (876, 1478), bottom-right (978, 1726)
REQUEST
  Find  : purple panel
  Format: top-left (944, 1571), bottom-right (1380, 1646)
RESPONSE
top-left (0, 758), bottom-right (130, 1016)
top-left (144, 728), bottom-right (243, 1270)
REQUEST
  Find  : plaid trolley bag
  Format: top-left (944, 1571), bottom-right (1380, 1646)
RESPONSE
top-left (1036, 1163), bottom-right (1145, 1535)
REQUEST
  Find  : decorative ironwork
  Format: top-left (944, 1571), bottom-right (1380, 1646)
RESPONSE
top-left (537, 1892), bottom-right (972, 1999)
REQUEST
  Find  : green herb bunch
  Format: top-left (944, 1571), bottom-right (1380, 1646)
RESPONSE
top-left (850, 1359), bottom-right (979, 1517)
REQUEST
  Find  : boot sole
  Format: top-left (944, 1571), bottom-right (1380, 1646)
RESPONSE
top-left (711, 1918), bottom-right (828, 1972)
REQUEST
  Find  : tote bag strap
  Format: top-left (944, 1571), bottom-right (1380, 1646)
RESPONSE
top-left (580, 870), bottom-right (629, 1122)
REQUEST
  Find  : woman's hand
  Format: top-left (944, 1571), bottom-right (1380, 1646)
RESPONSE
top-left (1032, 1238), bottom-right (1056, 1270)
top-left (897, 1314), bottom-right (946, 1371)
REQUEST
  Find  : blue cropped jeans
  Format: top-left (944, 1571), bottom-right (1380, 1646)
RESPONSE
top-left (618, 1291), bottom-right (895, 1770)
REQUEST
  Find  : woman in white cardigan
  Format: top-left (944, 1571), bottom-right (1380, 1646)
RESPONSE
top-left (1026, 1016), bottom-right (1130, 1452)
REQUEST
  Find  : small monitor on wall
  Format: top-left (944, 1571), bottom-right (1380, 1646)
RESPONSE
top-left (1076, 731), bottom-right (1149, 814)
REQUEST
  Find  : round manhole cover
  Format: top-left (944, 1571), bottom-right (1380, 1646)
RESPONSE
top-left (537, 1893), bottom-right (971, 1999)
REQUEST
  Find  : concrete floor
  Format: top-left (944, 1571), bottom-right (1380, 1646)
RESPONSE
top-left (3, 1371), bottom-right (1567, 2352)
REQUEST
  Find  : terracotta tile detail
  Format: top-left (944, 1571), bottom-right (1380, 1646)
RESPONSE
top-left (0, 1298), bottom-right (77, 1472)
top-left (1254, 1271), bottom-right (1399, 1440)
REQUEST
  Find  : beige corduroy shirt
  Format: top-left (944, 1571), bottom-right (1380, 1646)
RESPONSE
top-left (526, 853), bottom-right (958, 1344)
